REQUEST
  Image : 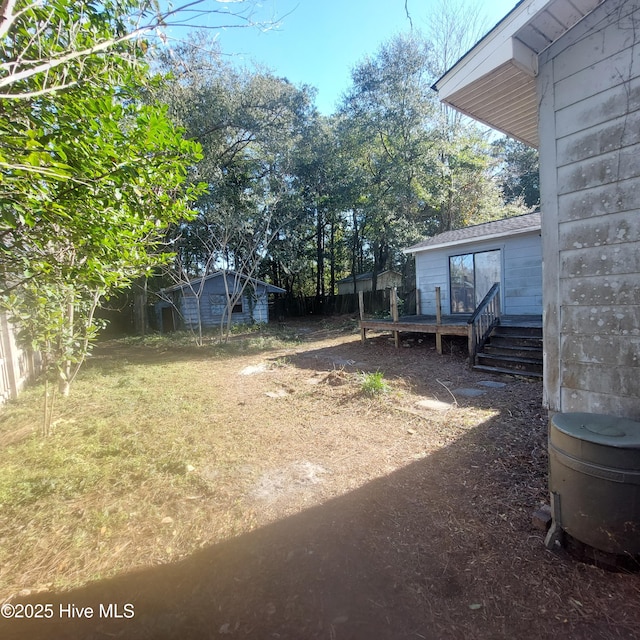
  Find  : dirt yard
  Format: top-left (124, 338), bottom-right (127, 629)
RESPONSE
top-left (1, 318), bottom-right (639, 639)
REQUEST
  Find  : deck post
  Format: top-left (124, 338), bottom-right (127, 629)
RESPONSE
top-left (358, 291), bottom-right (366, 343)
top-left (415, 288), bottom-right (421, 315)
top-left (392, 286), bottom-right (399, 348)
top-left (435, 287), bottom-right (442, 354)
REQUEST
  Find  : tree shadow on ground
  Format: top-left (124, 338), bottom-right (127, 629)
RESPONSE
top-left (2, 405), bottom-right (638, 640)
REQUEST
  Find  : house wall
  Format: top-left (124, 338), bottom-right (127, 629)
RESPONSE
top-left (414, 231), bottom-right (542, 316)
top-left (157, 275), bottom-right (272, 332)
top-left (180, 276), bottom-right (270, 329)
top-left (537, 0), bottom-right (640, 419)
top-left (337, 278), bottom-right (371, 295)
top-left (336, 271), bottom-right (402, 295)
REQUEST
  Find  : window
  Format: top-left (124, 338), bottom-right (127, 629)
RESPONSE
top-left (449, 249), bottom-right (501, 313)
top-left (210, 294), bottom-right (243, 315)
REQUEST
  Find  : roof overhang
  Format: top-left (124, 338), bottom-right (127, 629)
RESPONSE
top-left (403, 223), bottom-right (541, 255)
top-left (161, 271), bottom-right (286, 295)
top-left (433, 0), bottom-right (604, 147)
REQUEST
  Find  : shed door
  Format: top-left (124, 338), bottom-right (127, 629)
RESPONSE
top-left (161, 306), bottom-right (175, 332)
top-left (449, 249), bottom-right (501, 313)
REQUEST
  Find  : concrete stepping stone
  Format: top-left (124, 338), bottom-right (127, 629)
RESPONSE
top-left (453, 388), bottom-right (486, 397)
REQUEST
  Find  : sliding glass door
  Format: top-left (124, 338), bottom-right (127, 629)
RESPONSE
top-left (449, 249), bottom-right (501, 313)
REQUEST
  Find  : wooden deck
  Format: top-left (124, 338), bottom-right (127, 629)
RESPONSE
top-left (360, 314), bottom-right (471, 342)
top-left (361, 314), bottom-right (471, 338)
top-left (360, 314), bottom-right (542, 353)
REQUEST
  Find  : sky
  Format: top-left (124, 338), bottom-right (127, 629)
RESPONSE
top-left (186, 0), bottom-right (520, 115)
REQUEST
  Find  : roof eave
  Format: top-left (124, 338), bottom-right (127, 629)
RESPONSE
top-left (433, 0), bottom-right (603, 147)
top-left (403, 224), bottom-right (541, 255)
top-left (160, 271), bottom-right (286, 295)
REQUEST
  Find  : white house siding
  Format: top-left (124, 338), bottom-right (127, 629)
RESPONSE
top-left (416, 249), bottom-right (450, 314)
top-left (538, 0), bottom-right (640, 419)
top-left (414, 231), bottom-right (542, 316)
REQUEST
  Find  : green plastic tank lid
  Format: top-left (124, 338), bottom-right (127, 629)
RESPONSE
top-left (584, 423), bottom-right (625, 437)
top-left (552, 412), bottom-right (640, 447)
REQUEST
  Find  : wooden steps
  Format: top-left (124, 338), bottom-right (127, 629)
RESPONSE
top-left (474, 323), bottom-right (543, 378)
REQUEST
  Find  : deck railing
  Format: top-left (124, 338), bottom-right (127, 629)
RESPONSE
top-left (467, 282), bottom-right (501, 366)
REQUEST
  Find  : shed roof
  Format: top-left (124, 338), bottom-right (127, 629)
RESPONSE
top-left (161, 270), bottom-right (286, 295)
top-left (432, 0), bottom-right (604, 147)
top-left (404, 212), bottom-right (541, 254)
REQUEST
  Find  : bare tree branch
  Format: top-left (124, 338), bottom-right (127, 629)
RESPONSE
top-left (404, 0), bottom-right (414, 30)
top-left (0, 0), bottom-right (275, 98)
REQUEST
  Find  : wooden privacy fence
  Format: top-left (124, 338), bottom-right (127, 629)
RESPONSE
top-left (0, 312), bottom-right (41, 405)
top-left (272, 289), bottom-right (415, 318)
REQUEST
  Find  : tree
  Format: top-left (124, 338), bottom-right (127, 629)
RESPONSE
top-left (491, 137), bottom-right (540, 209)
top-left (339, 33), bottom-right (441, 289)
top-left (0, 1), bottom-right (273, 259)
top-left (424, 0), bottom-right (489, 79)
top-left (334, 28), bottom-right (531, 299)
top-left (0, 2), bottom-right (204, 429)
top-left (0, 0), bottom-right (271, 99)
top-left (0, 0), bottom-right (282, 411)
top-left (152, 36), bottom-right (316, 340)
top-left (2, 80), bottom-right (203, 396)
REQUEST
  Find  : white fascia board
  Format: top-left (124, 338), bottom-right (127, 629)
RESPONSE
top-left (434, 0), bottom-right (550, 100)
top-left (512, 38), bottom-right (538, 76)
top-left (403, 225), bottom-right (541, 255)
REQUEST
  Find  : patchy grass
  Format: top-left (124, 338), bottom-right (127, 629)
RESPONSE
top-left (122, 323), bottom-right (305, 352)
top-left (359, 370), bottom-right (389, 396)
top-left (0, 319), bottom-right (638, 640)
top-left (0, 323), bottom-right (472, 596)
top-left (0, 324), bottom-right (308, 593)
top-left (0, 364), bottom-right (213, 591)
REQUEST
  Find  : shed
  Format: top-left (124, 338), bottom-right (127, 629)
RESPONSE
top-left (336, 270), bottom-right (403, 295)
top-left (433, 0), bottom-right (640, 420)
top-left (404, 212), bottom-right (542, 317)
top-left (156, 271), bottom-right (286, 332)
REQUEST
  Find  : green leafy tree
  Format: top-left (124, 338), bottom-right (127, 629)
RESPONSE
top-left (283, 114), bottom-right (354, 299)
top-left (491, 136), bottom-right (540, 209)
top-left (337, 30), bottom-right (530, 291)
top-left (0, 0), bottom-right (270, 99)
top-left (153, 37), bottom-right (315, 340)
top-left (340, 33), bottom-right (441, 289)
top-left (1, 2), bottom-right (204, 428)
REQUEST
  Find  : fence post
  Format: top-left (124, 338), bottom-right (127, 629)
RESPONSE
top-left (358, 291), bottom-right (366, 343)
top-left (391, 287), bottom-right (399, 322)
top-left (435, 286), bottom-right (442, 354)
top-left (391, 287), bottom-right (399, 348)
